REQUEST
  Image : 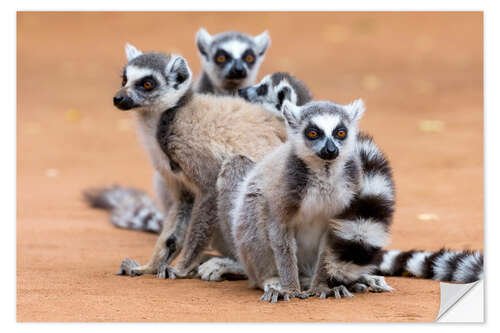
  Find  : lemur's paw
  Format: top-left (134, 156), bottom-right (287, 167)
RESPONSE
top-left (359, 274), bottom-right (394, 293)
top-left (349, 282), bottom-right (369, 293)
top-left (157, 262), bottom-right (178, 279)
top-left (116, 258), bottom-right (142, 277)
top-left (309, 284), bottom-right (354, 300)
top-left (261, 288), bottom-right (309, 304)
top-left (197, 258), bottom-right (225, 281)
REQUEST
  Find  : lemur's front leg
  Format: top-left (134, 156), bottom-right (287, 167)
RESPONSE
top-left (264, 219), bottom-right (309, 303)
top-left (116, 187), bottom-right (194, 277)
top-left (157, 190), bottom-right (219, 279)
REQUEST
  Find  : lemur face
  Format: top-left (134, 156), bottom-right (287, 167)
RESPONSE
top-left (113, 44), bottom-right (192, 112)
top-left (238, 73), bottom-right (297, 117)
top-left (196, 28), bottom-right (270, 91)
top-left (282, 100), bottom-right (366, 161)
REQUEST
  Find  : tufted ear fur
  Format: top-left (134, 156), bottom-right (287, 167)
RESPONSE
top-left (345, 99), bottom-right (366, 122)
top-left (125, 43), bottom-right (143, 61)
top-left (195, 28), bottom-right (213, 59)
top-left (254, 30), bottom-right (271, 56)
top-left (282, 100), bottom-right (301, 129)
top-left (166, 55), bottom-right (192, 88)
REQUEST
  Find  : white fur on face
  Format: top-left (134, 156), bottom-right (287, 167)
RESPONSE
top-left (125, 66), bottom-right (161, 88)
top-left (220, 40), bottom-right (249, 58)
top-left (311, 114), bottom-right (341, 137)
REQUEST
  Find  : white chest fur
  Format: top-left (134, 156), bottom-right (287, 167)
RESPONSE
top-left (297, 163), bottom-right (354, 224)
top-left (133, 112), bottom-right (172, 177)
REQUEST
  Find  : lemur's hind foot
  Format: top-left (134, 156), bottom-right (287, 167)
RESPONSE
top-left (260, 278), bottom-right (309, 303)
top-left (197, 257), bottom-right (246, 281)
top-left (357, 274), bottom-right (394, 293)
top-left (116, 258), bottom-right (146, 277)
top-left (308, 284), bottom-right (354, 300)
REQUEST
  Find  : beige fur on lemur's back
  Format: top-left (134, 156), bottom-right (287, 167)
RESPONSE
top-left (174, 94), bottom-right (286, 163)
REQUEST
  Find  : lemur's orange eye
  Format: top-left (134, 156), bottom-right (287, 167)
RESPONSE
top-left (122, 77), bottom-right (127, 87)
top-left (307, 129), bottom-right (319, 139)
top-left (336, 129), bottom-right (346, 138)
top-left (216, 55), bottom-right (226, 63)
top-left (245, 54), bottom-right (255, 63)
top-left (143, 81), bottom-right (153, 90)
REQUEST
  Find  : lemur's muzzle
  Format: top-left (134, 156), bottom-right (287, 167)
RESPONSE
top-left (238, 87), bottom-right (251, 101)
top-left (113, 90), bottom-right (136, 111)
top-left (318, 139), bottom-right (339, 160)
top-left (226, 61), bottom-right (247, 80)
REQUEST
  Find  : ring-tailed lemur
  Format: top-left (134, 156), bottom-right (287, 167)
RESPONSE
top-left (195, 28), bottom-right (270, 95)
top-left (216, 97), bottom-right (483, 302)
top-left (110, 46), bottom-right (288, 279)
top-left (237, 72), bottom-right (312, 117)
top-left (230, 99), bottom-right (386, 302)
top-left (85, 29), bottom-right (270, 234)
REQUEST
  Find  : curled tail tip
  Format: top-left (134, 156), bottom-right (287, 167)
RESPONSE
top-left (82, 186), bottom-right (116, 210)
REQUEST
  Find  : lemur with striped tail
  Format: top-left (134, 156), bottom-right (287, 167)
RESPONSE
top-left (108, 46), bottom-right (289, 279)
top-left (205, 75), bottom-right (484, 299)
top-left (228, 99), bottom-right (393, 302)
top-left (84, 28), bottom-right (271, 233)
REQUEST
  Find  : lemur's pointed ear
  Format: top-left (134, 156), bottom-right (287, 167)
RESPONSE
top-left (282, 100), bottom-right (301, 129)
top-left (254, 31), bottom-right (270, 56)
top-left (345, 99), bottom-right (366, 122)
top-left (125, 43), bottom-right (142, 61)
top-left (166, 55), bottom-right (192, 88)
top-left (196, 28), bottom-right (212, 58)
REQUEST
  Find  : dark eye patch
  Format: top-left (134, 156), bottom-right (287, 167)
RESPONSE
top-left (242, 49), bottom-right (256, 63)
top-left (121, 69), bottom-right (127, 86)
top-left (136, 75), bottom-right (157, 91)
top-left (213, 49), bottom-right (231, 66)
top-left (304, 124), bottom-right (324, 140)
top-left (256, 84), bottom-right (268, 96)
top-left (333, 124), bottom-right (348, 140)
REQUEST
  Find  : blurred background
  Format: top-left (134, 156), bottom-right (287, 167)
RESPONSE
top-left (17, 12), bottom-right (483, 322)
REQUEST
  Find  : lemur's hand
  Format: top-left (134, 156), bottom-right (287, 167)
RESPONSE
top-left (157, 262), bottom-right (191, 279)
top-left (260, 287), bottom-right (309, 304)
top-left (308, 284), bottom-right (354, 300)
top-left (116, 258), bottom-right (143, 277)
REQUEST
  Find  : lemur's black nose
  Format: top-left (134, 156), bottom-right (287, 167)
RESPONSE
top-left (113, 94), bottom-right (136, 111)
top-left (113, 96), bottom-right (124, 105)
top-left (227, 62), bottom-right (247, 79)
top-left (238, 88), bottom-right (249, 100)
top-left (318, 140), bottom-right (339, 160)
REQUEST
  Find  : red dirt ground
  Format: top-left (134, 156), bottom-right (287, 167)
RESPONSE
top-left (17, 12), bottom-right (483, 322)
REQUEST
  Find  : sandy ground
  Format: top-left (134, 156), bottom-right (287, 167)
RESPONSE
top-left (17, 12), bottom-right (483, 322)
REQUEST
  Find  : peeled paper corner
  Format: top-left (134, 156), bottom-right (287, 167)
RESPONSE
top-left (436, 280), bottom-right (484, 322)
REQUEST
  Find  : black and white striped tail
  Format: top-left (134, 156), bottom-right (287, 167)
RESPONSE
top-left (83, 185), bottom-right (163, 234)
top-left (377, 249), bottom-right (483, 283)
